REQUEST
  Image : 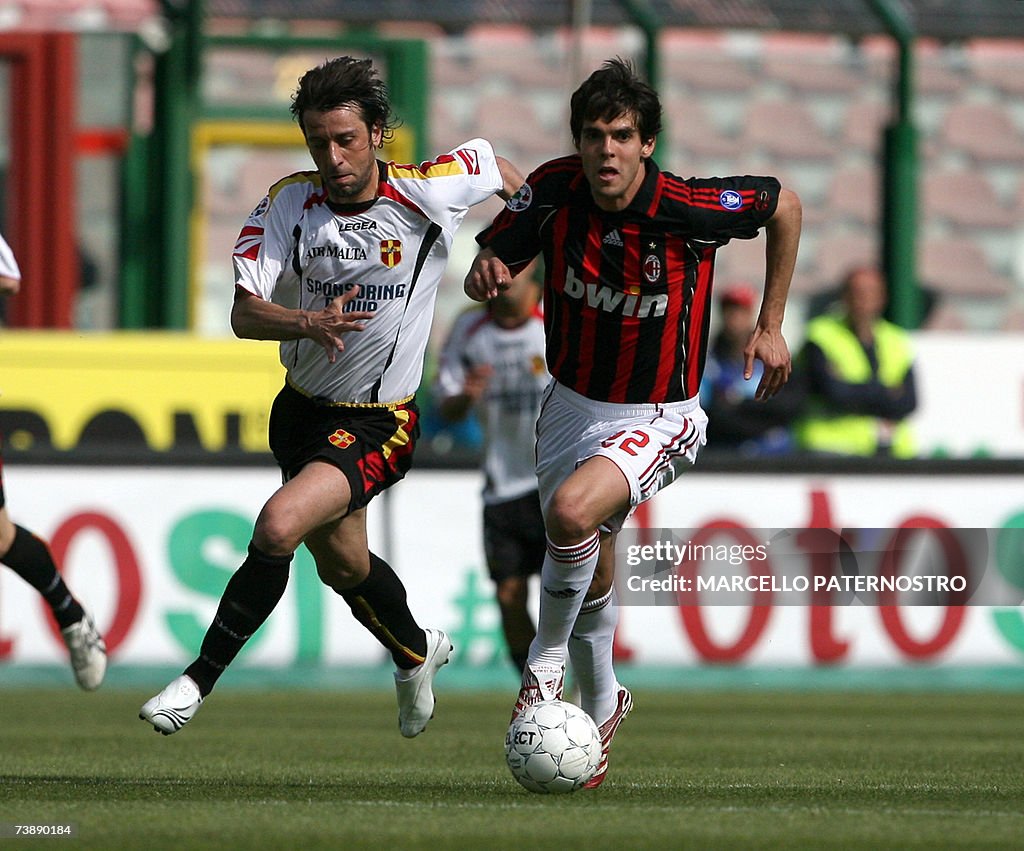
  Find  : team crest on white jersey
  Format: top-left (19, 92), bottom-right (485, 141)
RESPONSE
top-left (250, 196), bottom-right (269, 218)
top-left (380, 239), bottom-right (403, 268)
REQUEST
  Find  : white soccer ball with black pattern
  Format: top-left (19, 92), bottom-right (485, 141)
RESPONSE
top-left (505, 699), bottom-right (602, 793)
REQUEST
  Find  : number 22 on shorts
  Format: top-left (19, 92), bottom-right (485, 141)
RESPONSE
top-left (600, 429), bottom-right (651, 457)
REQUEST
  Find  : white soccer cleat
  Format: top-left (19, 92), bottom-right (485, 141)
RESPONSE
top-left (139, 675), bottom-right (204, 735)
top-left (60, 613), bottom-right (107, 691)
top-left (583, 685), bottom-right (633, 789)
top-left (394, 628), bottom-right (453, 738)
top-left (510, 661), bottom-right (565, 724)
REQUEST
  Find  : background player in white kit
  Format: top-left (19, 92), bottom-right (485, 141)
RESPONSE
top-left (0, 232), bottom-right (107, 690)
top-left (434, 262), bottom-right (548, 675)
top-left (0, 230), bottom-right (21, 325)
top-left (141, 56), bottom-right (525, 737)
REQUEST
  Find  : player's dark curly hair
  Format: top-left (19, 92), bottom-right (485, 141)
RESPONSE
top-left (569, 58), bottom-right (662, 146)
top-left (290, 56), bottom-right (397, 143)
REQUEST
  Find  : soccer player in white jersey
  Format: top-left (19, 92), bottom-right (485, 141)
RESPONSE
top-left (434, 262), bottom-right (548, 674)
top-left (141, 57), bottom-right (525, 737)
top-left (0, 232), bottom-right (107, 690)
top-left (0, 230), bottom-right (21, 321)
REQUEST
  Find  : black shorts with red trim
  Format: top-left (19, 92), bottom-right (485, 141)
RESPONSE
top-left (268, 383), bottom-right (419, 514)
top-left (482, 490), bottom-right (546, 584)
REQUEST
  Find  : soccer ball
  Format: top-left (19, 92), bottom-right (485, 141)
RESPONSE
top-left (505, 700), bottom-right (602, 793)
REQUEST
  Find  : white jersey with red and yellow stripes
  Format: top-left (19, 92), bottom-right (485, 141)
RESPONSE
top-left (233, 138), bottom-right (503, 405)
top-left (0, 232), bottom-right (21, 281)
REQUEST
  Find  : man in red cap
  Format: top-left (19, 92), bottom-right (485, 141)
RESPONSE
top-left (701, 283), bottom-right (803, 455)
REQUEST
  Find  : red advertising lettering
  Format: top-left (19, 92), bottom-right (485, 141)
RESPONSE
top-left (675, 520), bottom-right (771, 661)
top-left (0, 605), bottom-right (13, 657)
top-left (800, 489), bottom-right (850, 663)
top-left (44, 512), bottom-right (141, 654)
top-left (877, 516), bottom-right (966, 658)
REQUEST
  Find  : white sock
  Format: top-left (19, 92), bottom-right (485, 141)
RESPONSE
top-left (527, 532), bottom-right (601, 669)
top-left (567, 587), bottom-right (618, 723)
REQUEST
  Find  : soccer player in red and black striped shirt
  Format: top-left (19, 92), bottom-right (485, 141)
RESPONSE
top-left (467, 59), bottom-right (802, 787)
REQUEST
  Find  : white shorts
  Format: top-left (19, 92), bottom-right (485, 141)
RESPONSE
top-left (535, 381), bottom-right (707, 533)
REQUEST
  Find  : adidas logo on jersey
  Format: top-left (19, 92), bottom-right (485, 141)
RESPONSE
top-left (603, 229), bottom-right (624, 247)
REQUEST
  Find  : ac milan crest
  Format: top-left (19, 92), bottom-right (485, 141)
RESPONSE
top-left (643, 254), bottom-right (661, 283)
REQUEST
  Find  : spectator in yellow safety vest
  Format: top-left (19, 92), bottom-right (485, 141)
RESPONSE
top-left (794, 265), bottom-right (917, 458)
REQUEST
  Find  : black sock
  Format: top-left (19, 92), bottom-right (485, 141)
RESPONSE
top-left (510, 650), bottom-right (529, 675)
top-left (2, 525), bottom-right (84, 629)
top-left (184, 541), bottom-right (291, 696)
top-left (340, 553), bottom-right (426, 669)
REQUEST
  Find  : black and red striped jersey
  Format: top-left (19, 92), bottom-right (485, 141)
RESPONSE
top-left (476, 155), bottom-right (780, 404)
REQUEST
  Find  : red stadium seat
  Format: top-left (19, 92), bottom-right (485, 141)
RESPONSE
top-left (431, 49), bottom-right (478, 88)
top-left (661, 28), bottom-right (759, 95)
top-left (826, 166), bottom-right (881, 227)
top-left (13, 0), bottom-right (158, 30)
top-left (919, 236), bottom-right (1013, 297)
top-left (841, 100), bottom-right (892, 155)
top-left (862, 36), bottom-right (966, 95)
top-left (465, 23), bottom-right (563, 89)
top-left (966, 38), bottom-right (1024, 96)
top-left (428, 95), bottom-right (471, 156)
top-left (939, 102), bottom-right (1024, 164)
top-left (473, 94), bottom-right (561, 163)
top-left (743, 100), bottom-right (835, 160)
top-left (914, 50), bottom-right (970, 96)
top-left (922, 169), bottom-right (1017, 230)
top-left (811, 230), bottom-right (878, 287)
top-left (568, 25), bottom-right (646, 76)
top-left (760, 32), bottom-right (863, 93)
top-left (664, 96), bottom-right (743, 159)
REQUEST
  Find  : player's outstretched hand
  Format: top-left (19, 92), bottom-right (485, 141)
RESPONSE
top-left (462, 364), bottom-right (494, 401)
top-left (310, 286), bottom-right (375, 363)
top-left (465, 249), bottom-right (512, 302)
top-left (744, 324), bottom-right (792, 400)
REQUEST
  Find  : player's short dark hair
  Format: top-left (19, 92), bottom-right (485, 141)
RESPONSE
top-left (569, 57), bottom-right (662, 146)
top-left (290, 56), bottom-right (397, 142)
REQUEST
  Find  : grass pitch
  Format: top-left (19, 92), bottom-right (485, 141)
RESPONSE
top-left (0, 685), bottom-right (1021, 849)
